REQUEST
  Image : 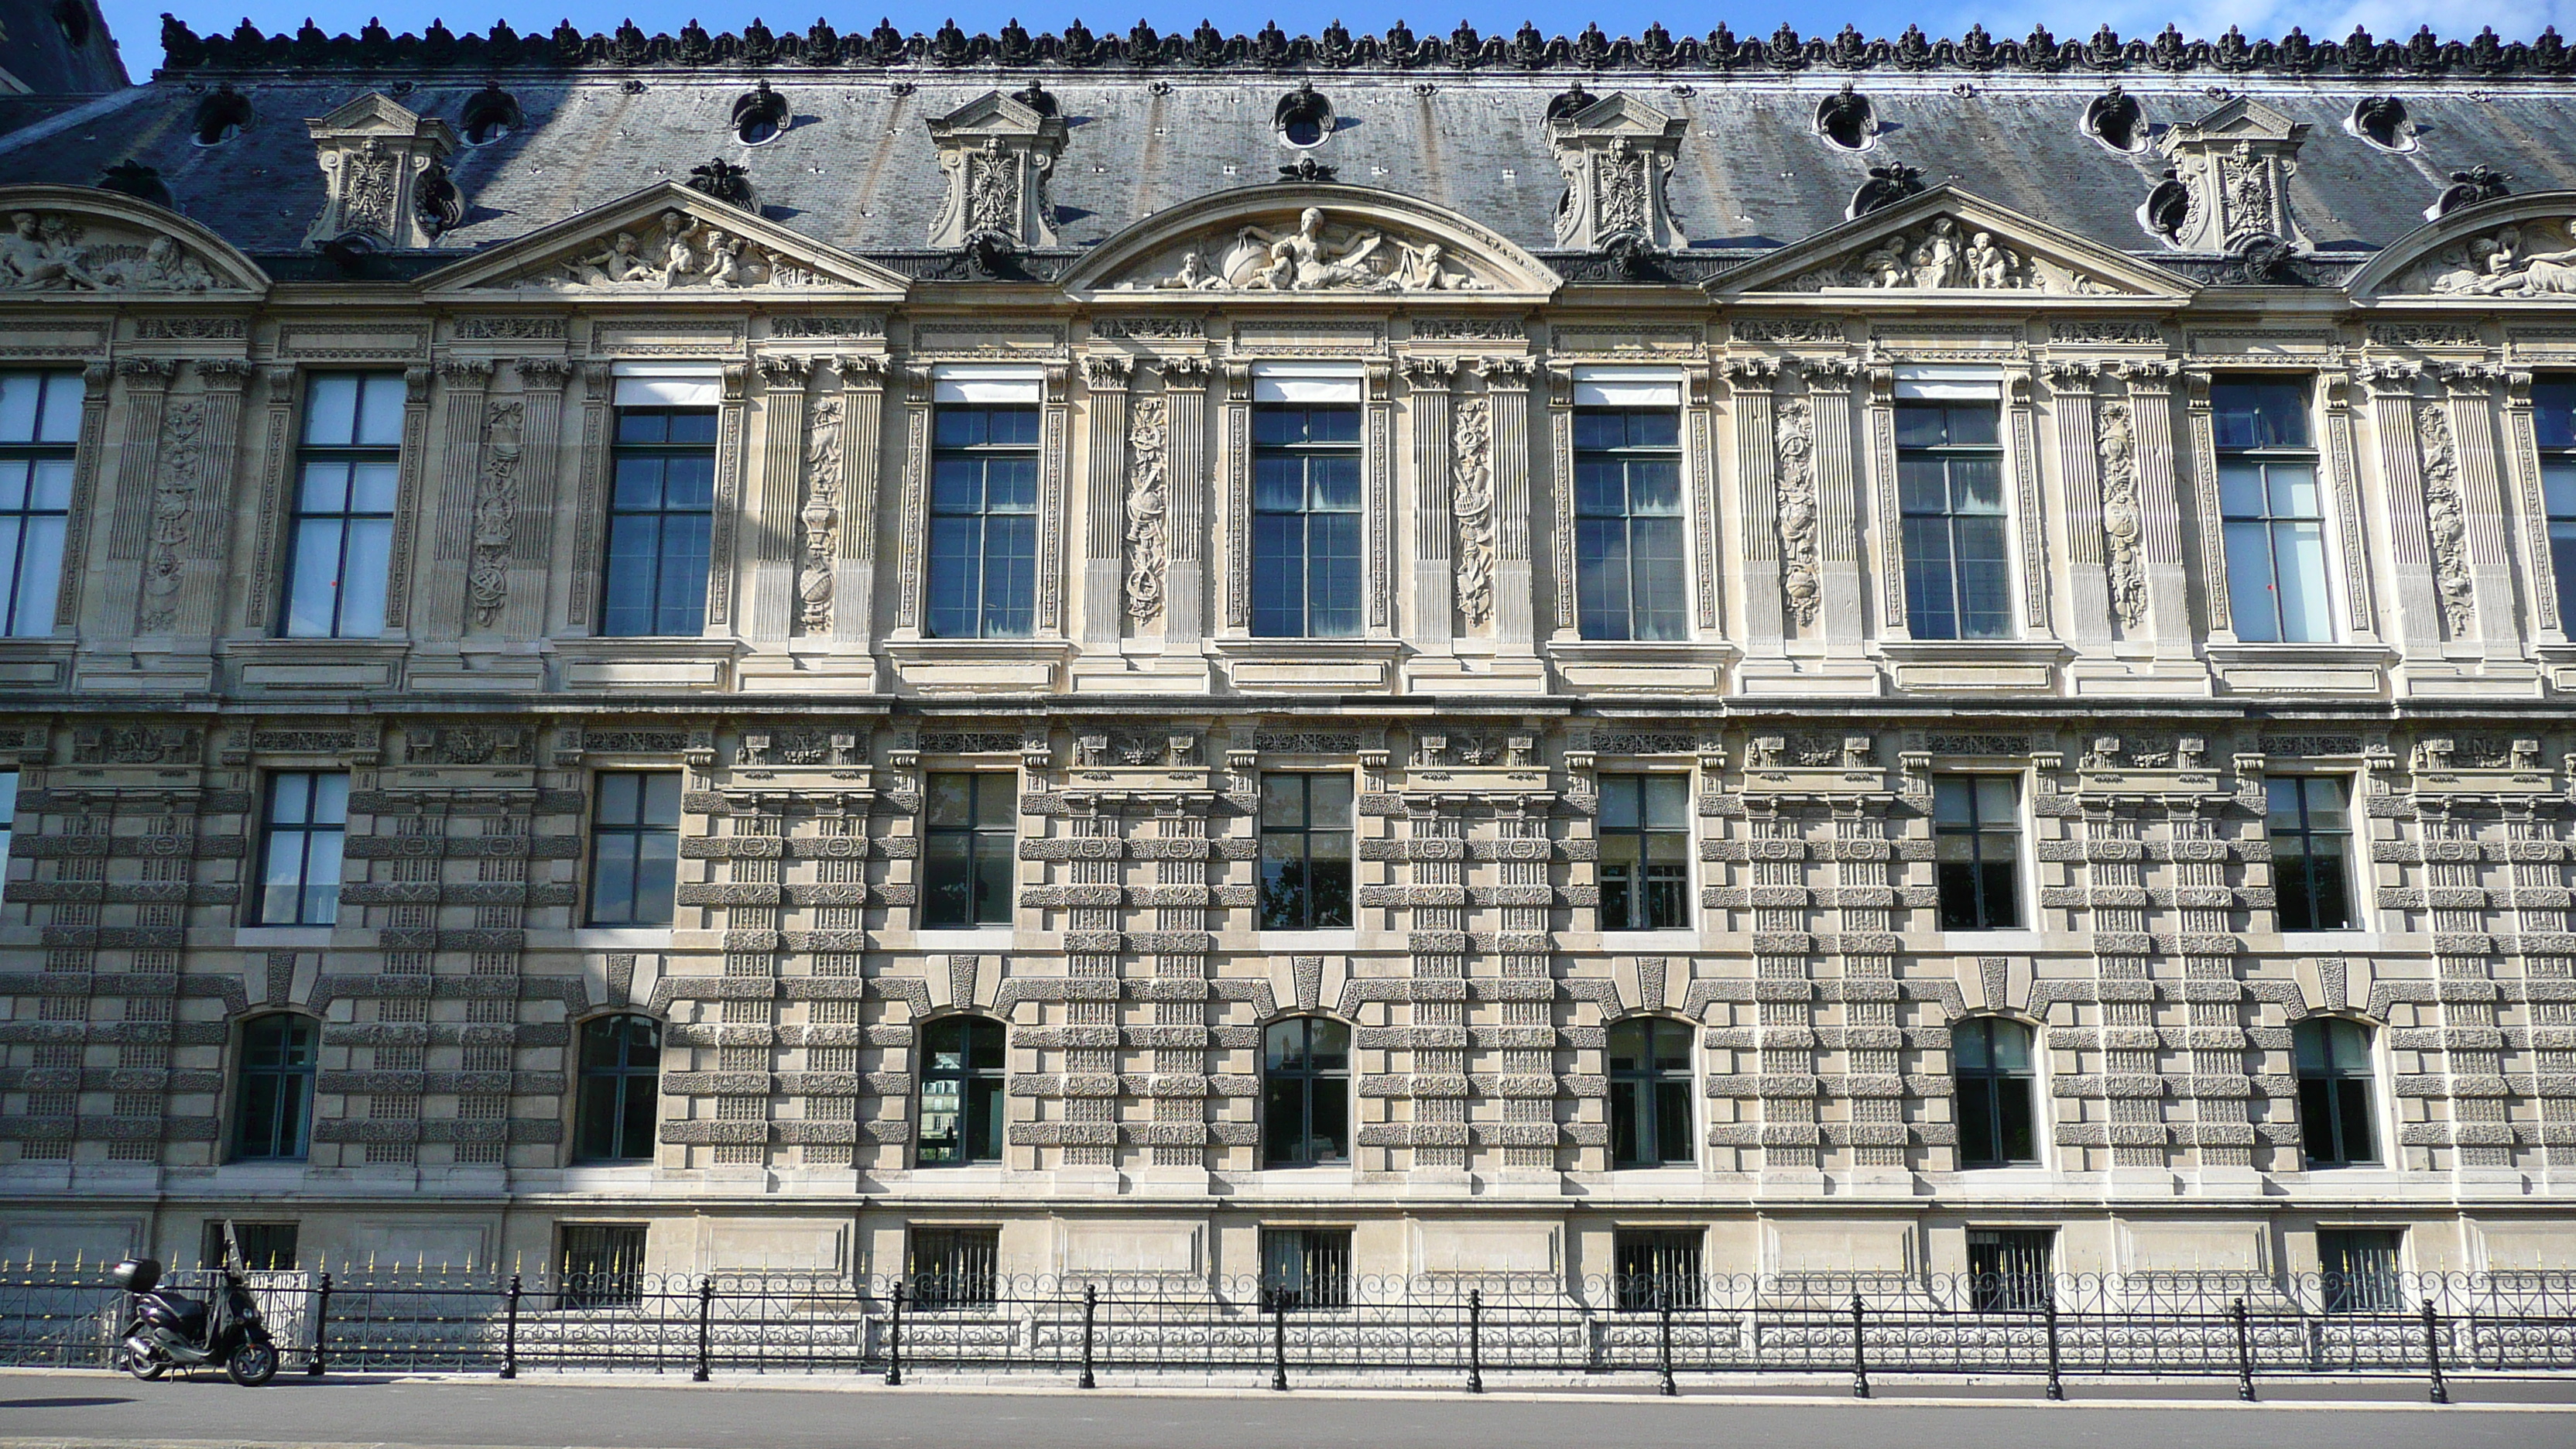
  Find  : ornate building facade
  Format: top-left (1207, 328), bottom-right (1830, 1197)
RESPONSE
top-left (2, 18), bottom-right (2575, 1294)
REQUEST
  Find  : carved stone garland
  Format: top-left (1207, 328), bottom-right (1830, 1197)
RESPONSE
top-left (800, 395), bottom-right (845, 633)
top-left (1774, 396), bottom-right (1821, 626)
top-left (468, 398), bottom-right (524, 628)
top-left (1125, 394), bottom-right (1169, 622)
top-left (2418, 401), bottom-right (2475, 635)
top-left (2096, 399), bottom-right (2147, 628)
top-left (1451, 395), bottom-right (1495, 628)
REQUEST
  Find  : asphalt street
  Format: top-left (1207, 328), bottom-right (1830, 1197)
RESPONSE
top-left (1, 1371), bottom-right (2574, 1449)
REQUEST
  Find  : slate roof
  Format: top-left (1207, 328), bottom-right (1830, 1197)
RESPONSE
top-left (4, 19), bottom-right (2574, 273)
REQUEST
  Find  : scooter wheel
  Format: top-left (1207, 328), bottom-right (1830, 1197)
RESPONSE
top-left (121, 1346), bottom-right (167, 1382)
top-left (225, 1340), bottom-right (279, 1387)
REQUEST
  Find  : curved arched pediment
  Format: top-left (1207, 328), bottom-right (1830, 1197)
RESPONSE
top-left (0, 185), bottom-right (269, 296)
top-left (2351, 190), bottom-right (2576, 300)
top-left (1060, 184), bottom-right (1560, 301)
top-left (414, 180), bottom-right (913, 298)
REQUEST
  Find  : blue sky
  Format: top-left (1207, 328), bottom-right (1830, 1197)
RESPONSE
top-left (102, 1), bottom-right (2567, 75)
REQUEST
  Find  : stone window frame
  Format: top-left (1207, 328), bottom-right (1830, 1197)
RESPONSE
top-left (1220, 360), bottom-right (1394, 640)
top-left (892, 361), bottom-right (1070, 642)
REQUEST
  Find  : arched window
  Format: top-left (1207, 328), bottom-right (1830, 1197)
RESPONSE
top-left (1954, 1017), bottom-right (2039, 1168)
top-left (1263, 1017), bottom-right (1349, 1166)
top-left (917, 1016), bottom-right (1005, 1166)
top-left (232, 1013), bottom-right (317, 1161)
top-left (1608, 1018), bottom-right (1694, 1168)
top-left (2295, 1017), bottom-right (2378, 1167)
top-left (574, 1015), bottom-right (662, 1163)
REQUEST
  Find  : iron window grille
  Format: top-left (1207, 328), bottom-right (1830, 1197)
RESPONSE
top-left (1613, 1228), bottom-right (1704, 1310)
top-left (574, 1014), bottom-right (663, 1163)
top-left (601, 406), bottom-right (718, 636)
top-left (557, 1224), bottom-right (647, 1310)
top-left (1598, 774), bottom-right (1690, 931)
top-left (1250, 402), bottom-right (1364, 638)
top-left (252, 771), bottom-right (347, 926)
top-left (1608, 1018), bottom-right (1695, 1168)
top-left (916, 1016), bottom-right (1006, 1166)
top-left (2319, 1228), bottom-right (2406, 1314)
top-left (0, 370), bottom-right (79, 635)
top-left (201, 1221), bottom-right (298, 1272)
top-left (2214, 379), bottom-right (2331, 642)
top-left (587, 772), bottom-right (680, 927)
top-left (1262, 1016), bottom-right (1351, 1167)
top-left (909, 1227), bottom-right (1002, 1309)
top-left (1259, 773), bottom-right (1355, 930)
top-left (1968, 1228), bottom-right (2054, 1313)
top-left (1934, 776), bottom-right (2022, 931)
top-left (2535, 379), bottom-right (2576, 633)
top-left (2269, 776), bottom-right (2355, 932)
top-left (1954, 1016), bottom-right (2040, 1168)
top-left (1896, 402), bottom-right (2012, 639)
top-left (2295, 1016), bottom-right (2379, 1167)
top-left (1259, 1227), bottom-right (1353, 1311)
top-left (927, 404), bottom-right (1041, 639)
top-left (280, 372), bottom-right (404, 638)
top-left (1573, 407), bottom-right (1687, 640)
top-left (231, 1013), bottom-right (317, 1161)
top-left (923, 773), bottom-right (1016, 928)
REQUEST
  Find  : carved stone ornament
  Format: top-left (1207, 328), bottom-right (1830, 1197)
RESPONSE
top-left (2390, 216), bottom-right (2576, 296)
top-left (2096, 399), bottom-right (2147, 628)
top-left (2155, 96), bottom-right (2312, 254)
top-left (1122, 206), bottom-right (1487, 293)
top-left (800, 395), bottom-right (844, 633)
top-left (1545, 91), bottom-right (1689, 252)
top-left (1124, 394), bottom-right (1169, 621)
top-left (303, 93), bottom-right (461, 251)
top-left (926, 90), bottom-right (1067, 249)
top-left (1793, 214), bottom-right (2099, 293)
top-left (0, 208), bottom-right (224, 293)
top-left (1775, 396), bottom-right (1821, 626)
top-left (138, 397), bottom-right (209, 633)
top-left (468, 399), bottom-right (524, 628)
top-left (1452, 396), bottom-right (1495, 626)
top-left (512, 209), bottom-right (818, 289)
top-left (437, 187), bottom-right (906, 294)
top-left (2417, 402), bottom-right (2475, 635)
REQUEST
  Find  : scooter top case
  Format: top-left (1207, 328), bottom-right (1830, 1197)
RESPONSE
top-left (109, 1258), bottom-right (161, 1294)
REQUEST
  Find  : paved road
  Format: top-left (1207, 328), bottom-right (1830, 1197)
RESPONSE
top-left (0, 1371), bottom-right (2571, 1449)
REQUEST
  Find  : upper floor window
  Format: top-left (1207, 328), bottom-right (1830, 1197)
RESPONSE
top-left (2294, 1016), bottom-right (2379, 1168)
top-left (2215, 379), bottom-right (2330, 642)
top-left (1573, 389), bottom-right (1685, 641)
top-left (1259, 772), bottom-right (1353, 930)
top-left (231, 1012), bottom-right (317, 1161)
top-left (587, 772), bottom-right (680, 927)
top-left (253, 771), bottom-right (346, 927)
top-left (928, 401), bottom-right (1041, 639)
top-left (1262, 1016), bottom-right (1349, 1166)
top-left (2269, 776), bottom-right (2355, 932)
top-left (602, 386), bottom-right (718, 637)
top-left (2533, 379), bottom-right (2576, 634)
top-left (1607, 1017), bottom-right (1694, 1168)
top-left (1598, 774), bottom-right (1688, 931)
top-left (923, 772), bottom-right (1014, 928)
top-left (1953, 1016), bottom-right (2040, 1168)
top-left (916, 1015), bottom-right (1005, 1166)
top-left (574, 1014), bottom-right (661, 1163)
top-left (0, 370), bottom-right (79, 636)
top-left (1934, 776), bottom-right (2022, 931)
top-left (283, 372), bottom-right (403, 639)
top-left (1252, 392), bottom-right (1362, 639)
top-left (1896, 401), bottom-right (2010, 640)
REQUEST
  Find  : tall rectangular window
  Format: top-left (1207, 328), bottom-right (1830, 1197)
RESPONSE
top-left (1897, 402), bottom-right (2011, 639)
top-left (923, 772), bottom-right (1015, 927)
top-left (1574, 400), bottom-right (1685, 640)
top-left (2215, 379), bottom-right (2330, 642)
top-left (0, 370), bottom-right (77, 636)
top-left (1259, 773), bottom-right (1353, 930)
top-left (601, 406), bottom-right (717, 636)
top-left (254, 772), bottom-right (347, 926)
top-left (2269, 776), bottom-right (2355, 932)
top-left (587, 772), bottom-right (680, 927)
top-left (1251, 400), bottom-right (1362, 638)
top-left (1598, 774), bottom-right (1689, 930)
top-left (282, 372), bottom-right (403, 638)
top-left (1934, 776), bottom-right (2022, 931)
top-left (927, 403), bottom-right (1040, 639)
top-left (2533, 380), bottom-right (2576, 633)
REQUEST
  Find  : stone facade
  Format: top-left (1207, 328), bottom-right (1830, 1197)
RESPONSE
top-left (2, 19), bottom-right (2576, 1288)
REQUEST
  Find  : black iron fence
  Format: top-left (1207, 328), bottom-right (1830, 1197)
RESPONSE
top-left (7, 1265), bottom-right (2573, 1399)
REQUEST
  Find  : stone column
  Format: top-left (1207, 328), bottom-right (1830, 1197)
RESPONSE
top-left (1403, 358), bottom-right (1456, 655)
top-left (2504, 372), bottom-right (2566, 642)
top-left (832, 357), bottom-right (887, 653)
top-left (509, 359), bottom-right (572, 640)
top-left (2048, 364), bottom-right (2115, 648)
top-left (1218, 364), bottom-right (1251, 636)
top-left (2006, 371), bottom-right (2050, 638)
top-left (1365, 361), bottom-right (1394, 637)
top-left (1806, 361), bottom-right (1866, 656)
top-left (2363, 364), bottom-right (2446, 656)
top-left (2321, 368), bottom-right (2382, 644)
top-left (1725, 359), bottom-right (1786, 656)
top-left (51, 362), bottom-right (112, 635)
top-left (2438, 364), bottom-right (2521, 663)
top-left (1685, 365), bottom-right (1721, 636)
top-left (94, 357), bottom-right (178, 639)
top-left (1858, 362), bottom-right (1906, 641)
top-left (235, 363), bottom-right (301, 635)
top-left (748, 356), bottom-right (811, 643)
top-left (2124, 364), bottom-right (2201, 655)
top-left (702, 363), bottom-right (751, 635)
top-left (560, 361), bottom-right (613, 635)
top-left (1160, 359), bottom-right (1211, 653)
top-left (1037, 363), bottom-right (1073, 637)
top-left (892, 365), bottom-right (934, 636)
top-left (164, 358), bottom-right (254, 641)
top-left (1080, 355), bottom-right (1132, 649)
top-left (1485, 358), bottom-right (1539, 658)
top-left (421, 358), bottom-right (494, 640)
top-left (1543, 363), bottom-right (1578, 642)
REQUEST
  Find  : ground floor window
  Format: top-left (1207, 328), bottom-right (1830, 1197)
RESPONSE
top-left (557, 1223), bottom-right (647, 1310)
top-left (201, 1220), bottom-right (298, 1271)
top-left (1613, 1228), bottom-right (1704, 1311)
top-left (2319, 1228), bottom-right (2405, 1314)
top-left (1967, 1228), bottom-right (2054, 1313)
top-left (909, 1226), bottom-right (1001, 1309)
top-left (1259, 1227), bottom-right (1352, 1311)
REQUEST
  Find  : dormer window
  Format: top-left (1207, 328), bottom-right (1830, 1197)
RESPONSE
top-left (191, 84), bottom-right (252, 146)
top-left (461, 82), bottom-right (521, 146)
top-left (1275, 80), bottom-right (1334, 149)
top-left (2140, 169), bottom-right (2191, 246)
top-left (2348, 94), bottom-right (2414, 152)
top-left (2084, 84), bottom-right (2148, 154)
top-left (731, 80), bottom-right (788, 146)
top-left (1814, 82), bottom-right (1874, 151)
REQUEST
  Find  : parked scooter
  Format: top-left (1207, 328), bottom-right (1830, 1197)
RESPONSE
top-left (111, 1243), bottom-right (280, 1386)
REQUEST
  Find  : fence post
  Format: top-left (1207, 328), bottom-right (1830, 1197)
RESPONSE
top-left (1466, 1289), bottom-right (1482, 1395)
top-left (692, 1277), bottom-right (713, 1383)
top-left (1849, 1295), bottom-right (1869, 1399)
top-left (1079, 1284), bottom-right (1097, 1390)
top-left (2232, 1297), bottom-right (2256, 1402)
top-left (307, 1271), bottom-right (331, 1378)
top-left (883, 1281), bottom-right (904, 1387)
top-left (2422, 1301), bottom-right (2449, 1406)
top-left (499, 1274), bottom-right (519, 1380)
top-left (1269, 1290), bottom-right (1288, 1392)
top-left (1656, 1285), bottom-right (1677, 1397)
top-left (2042, 1293), bottom-right (2062, 1402)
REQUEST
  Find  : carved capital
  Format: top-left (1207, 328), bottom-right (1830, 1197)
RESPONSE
top-left (757, 355), bottom-right (811, 388)
top-left (2043, 360), bottom-right (2099, 386)
top-left (116, 357), bottom-right (180, 386)
top-left (832, 354), bottom-right (889, 387)
top-left (2358, 360), bottom-right (2422, 393)
top-left (1082, 354), bottom-right (1132, 389)
top-left (1476, 356), bottom-right (1536, 389)
top-left (195, 358), bottom-right (257, 389)
top-left (577, 360), bottom-right (614, 391)
top-left (1399, 356), bottom-right (1454, 390)
top-left (516, 357), bottom-right (575, 389)
top-left (1721, 357), bottom-right (1780, 389)
top-left (437, 358), bottom-right (495, 387)
top-left (1156, 357), bottom-right (1213, 389)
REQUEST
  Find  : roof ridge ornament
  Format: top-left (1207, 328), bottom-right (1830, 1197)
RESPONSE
top-left (925, 88), bottom-right (1070, 251)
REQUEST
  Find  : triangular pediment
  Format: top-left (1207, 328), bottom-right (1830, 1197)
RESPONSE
top-left (2167, 95), bottom-right (2307, 146)
top-left (417, 182), bottom-right (910, 297)
top-left (2349, 190), bottom-right (2576, 300)
top-left (308, 92), bottom-right (447, 140)
top-left (927, 91), bottom-right (1060, 139)
top-left (0, 184), bottom-right (269, 296)
top-left (1557, 92), bottom-right (1687, 139)
top-left (1060, 183), bottom-right (1560, 301)
top-left (1714, 186), bottom-right (2194, 300)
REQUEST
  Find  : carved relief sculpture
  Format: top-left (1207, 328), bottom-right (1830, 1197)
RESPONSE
top-left (468, 399), bottom-right (524, 628)
top-left (138, 399), bottom-right (208, 633)
top-left (1451, 395), bottom-right (1495, 627)
top-left (505, 210), bottom-right (850, 289)
top-left (2097, 399), bottom-right (2148, 627)
top-left (2417, 402), bottom-right (2475, 635)
top-left (1544, 91), bottom-right (1690, 252)
top-left (1795, 216), bottom-right (2080, 291)
top-left (0, 211), bottom-right (219, 292)
top-left (303, 93), bottom-right (460, 252)
top-left (925, 90), bottom-right (1067, 249)
top-left (1775, 396), bottom-right (1821, 625)
top-left (800, 395), bottom-right (844, 632)
top-left (1136, 207), bottom-right (1485, 292)
top-left (2154, 97), bottom-right (2313, 254)
top-left (1124, 394), bottom-right (1169, 621)
top-left (2398, 218), bottom-right (2576, 296)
